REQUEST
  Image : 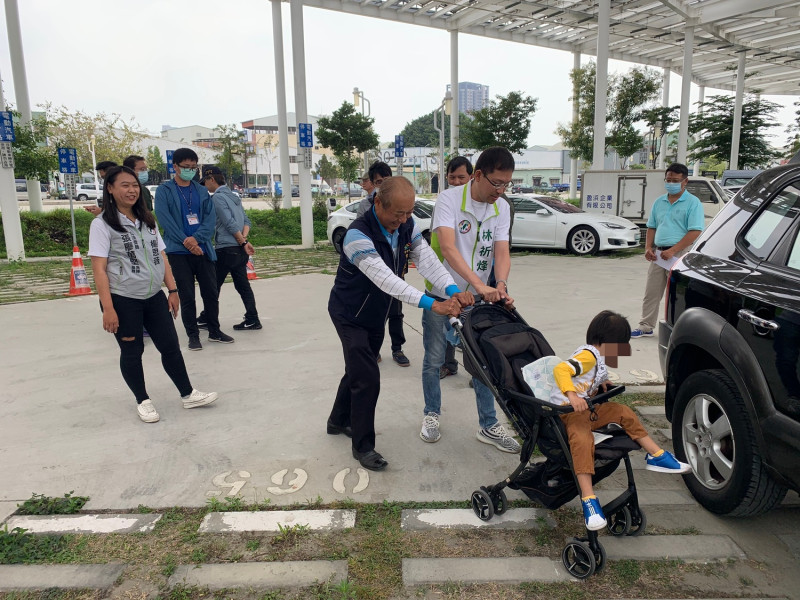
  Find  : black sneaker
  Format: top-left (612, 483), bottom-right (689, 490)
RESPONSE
top-left (188, 335), bottom-right (202, 351)
top-left (208, 331), bottom-right (235, 344)
top-left (233, 320), bottom-right (262, 331)
top-left (392, 351), bottom-right (410, 367)
top-left (197, 314), bottom-right (208, 330)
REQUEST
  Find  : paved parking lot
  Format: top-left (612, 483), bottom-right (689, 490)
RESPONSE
top-left (1, 252), bottom-right (798, 596)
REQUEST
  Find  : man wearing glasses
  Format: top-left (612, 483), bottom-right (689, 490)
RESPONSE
top-left (419, 146), bottom-right (521, 453)
top-left (155, 148), bottom-right (234, 351)
top-left (631, 162), bottom-right (703, 338)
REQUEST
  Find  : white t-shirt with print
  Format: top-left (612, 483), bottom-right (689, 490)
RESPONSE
top-left (429, 181), bottom-right (510, 297)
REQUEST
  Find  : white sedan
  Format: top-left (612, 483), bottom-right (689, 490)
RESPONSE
top-left (507, 194), bottom-right (640, 255)
top-left (327, 198), bottom-right (433, 254)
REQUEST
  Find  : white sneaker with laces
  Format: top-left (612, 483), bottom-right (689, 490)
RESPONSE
top-left (420, 412), bottom-right (441, 443)
top-left (477, 423), bottom-right (521, 453)
top-left (182, 389), bottom-right (218, 409)
top-left (137, 399), bottom-right (160, 423)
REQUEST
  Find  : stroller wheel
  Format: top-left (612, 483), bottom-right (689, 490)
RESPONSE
top-left (607, 506), bottom-right (632, 536)
top-left (470, 488), bottom-right (494, 521)
top-left (491, 489), bottom-right (508, 515)
top-left (592, 540), bottom-right (607, 573)
top-left (562, 539), bottom-right (596, 579)
top-left (628, 507), bottom-right (647, 536)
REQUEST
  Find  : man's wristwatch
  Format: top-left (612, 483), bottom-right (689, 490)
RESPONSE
top-left (241, 240), bottom-right (248, 247)
top-left (496, 279), bottom-right (508, 289)
top-left (168, 289), bottom-right (178, 294)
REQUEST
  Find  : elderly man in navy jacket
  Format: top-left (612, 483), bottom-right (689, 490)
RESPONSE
top-left (155, 148), bottom-right (234, 351)
top-left (327, 177), bottom-right (471, 471)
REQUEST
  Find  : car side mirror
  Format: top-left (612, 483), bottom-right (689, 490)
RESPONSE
top-left (536, 209), bottom-right (550, 216)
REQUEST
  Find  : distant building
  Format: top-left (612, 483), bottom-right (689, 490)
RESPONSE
top-left (160, 125), bottom-right (221, 148)
top-left (446, 82), bottom-right (490, 113)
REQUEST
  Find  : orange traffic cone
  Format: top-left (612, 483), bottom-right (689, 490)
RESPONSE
top-left (67, 246), bottom-right (92, 296)
top-left (246, 257), bottom-right (258, 280)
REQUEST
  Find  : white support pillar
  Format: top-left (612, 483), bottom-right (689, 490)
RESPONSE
top-left (569, 51), bottom-right (580, 199)
top-left (658, 68), bottom-right (671, 169)
top-left (450, 30), bottom-right (459, 155)
top-left (272, 0), bottom-right (294, 209)
top-left (730, 51), bottom-right (746, 170)
top-left (0, 68), bottom-right (25, 261)
top-left (290, 0), bottom-right (313, 248)
top-left (591, 0), bottom-right (610, 170)
top-left (677, 24), bottom-right (694, 164)
top-left (693, 85), bottom-right (705, 177)
top-left (5, 0), bottom-right (42, 213)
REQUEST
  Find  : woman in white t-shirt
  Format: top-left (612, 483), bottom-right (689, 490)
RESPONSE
top-left (88, 166), bottom-right (218, 423)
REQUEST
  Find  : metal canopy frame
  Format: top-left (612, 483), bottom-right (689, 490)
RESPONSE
top-left (301, 0), bottom-right (800, 95)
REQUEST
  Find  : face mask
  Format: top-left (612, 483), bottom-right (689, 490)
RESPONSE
top-left (137, 171), bottom-right (149, 184)
top-left (180, 168), bottom-right (197, 181)
top-left (665, 182), bottom-right (683, 195)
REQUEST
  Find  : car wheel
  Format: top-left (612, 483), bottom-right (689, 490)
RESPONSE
top-left (567, 226), bottom-right (598, 255)
top-left (77, 194), bottom-right (88, 202)
top-left (332, 228), bottom-right (347, 255)
top-left (672, 369), bottom-right (788, 516)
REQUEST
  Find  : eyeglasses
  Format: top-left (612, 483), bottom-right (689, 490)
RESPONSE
top-left (482, 174), bottom-right (512, 191)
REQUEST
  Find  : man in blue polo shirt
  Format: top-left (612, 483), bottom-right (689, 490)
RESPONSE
top-left (632, 163), bottom-right (704, 337)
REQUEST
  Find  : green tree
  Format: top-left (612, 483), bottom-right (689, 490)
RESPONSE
top-left (459, 91), bottom-right (537, 154)
top-left (9, 111), bottom-right (57, 181)
top-left (557, 63), bottom-right (662, 166)
top-left (146, 145), bottom-right (166, 177)
top-left (399, 111), bottom-right (453, 147)
top-left (42, 103), bottom-right (144, 175)
top-left (688, 95), bottom-right (781, 168)
top-left (607, 66), bottom-right (661, 167)
top-left (316, 102), bottom-right (379, 184)
top-left (315, 154), bottom-right (338, 185)
top-left (213, 124), bottom-right (245, 182)
top-left (641, 106), bottom-right (679, 168)
top-left (556, 63), bottom-right (597, 163)
top-left (785, 99), bottom-right (800, 155)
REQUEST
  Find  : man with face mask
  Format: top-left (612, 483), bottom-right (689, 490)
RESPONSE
top-left (123, 155), bottom-right (153, 211)
top-left (631, 162), bottom-right (703, 338)
top-left (155, 148), bottom-right (234, 351)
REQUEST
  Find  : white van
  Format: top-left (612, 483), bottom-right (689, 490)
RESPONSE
top-left (14, 179), bottom-right (49, 202)
top-left (581, 170), bottom-right (728, 227)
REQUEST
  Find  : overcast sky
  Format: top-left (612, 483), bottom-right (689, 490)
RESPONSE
top-left (0, 0), bottom-right (796, 151)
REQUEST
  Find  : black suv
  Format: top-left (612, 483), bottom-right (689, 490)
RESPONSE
top-left (659, 164), bottom-right (800, 517)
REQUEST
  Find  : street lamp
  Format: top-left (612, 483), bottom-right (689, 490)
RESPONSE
top-left (432, 90), bottom-right (453, 195)
top-left (89, 134), bottom-right (99, 199)
top-left (353, 87), bottom-right (371, 174)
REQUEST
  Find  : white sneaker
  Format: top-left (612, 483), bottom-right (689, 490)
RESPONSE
top-left (477, 423), bottom-right (521, 453)
top-left (182, 389), bottom-right (218, 409)
top-left (137, 399), bottom-right (160, 423)
top-left (420, 412), bottom-right (441, 443)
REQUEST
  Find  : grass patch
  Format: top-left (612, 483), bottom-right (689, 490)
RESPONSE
top-left (0, 527), bottom-right (73, 564)
top-left (16, 492), bottom-right (88, 515)
top-left (614, 391), bottom-right (664, 408)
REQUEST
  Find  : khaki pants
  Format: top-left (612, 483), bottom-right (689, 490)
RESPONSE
top-left (560, 402), bottom-right (648, 475)
top-left (638, 260), bottom-right (668, 331)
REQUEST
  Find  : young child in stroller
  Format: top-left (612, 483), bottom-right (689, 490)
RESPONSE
top-left (549, 310), bottom-right (690, 531)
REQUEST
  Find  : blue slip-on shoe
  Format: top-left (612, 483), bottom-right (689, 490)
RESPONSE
top-left (646, 450), bottom-right (692, 473)
top-left (630, 328), bottom-right (654, 338)
top-left (581, 496), bottom-right (607, 531)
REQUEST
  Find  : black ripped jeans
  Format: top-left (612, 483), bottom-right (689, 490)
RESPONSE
top-left (106, 291), bottom-right (193, 403)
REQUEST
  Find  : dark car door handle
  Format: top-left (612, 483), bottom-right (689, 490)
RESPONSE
top-left (737, 309), bottom-right (780, 331)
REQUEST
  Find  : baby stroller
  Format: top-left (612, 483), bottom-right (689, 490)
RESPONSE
top-left (450, 300), bottom-right (646, 579)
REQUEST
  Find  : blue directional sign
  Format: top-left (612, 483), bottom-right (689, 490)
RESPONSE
top-left (0, 112), bottom-right (15, 142)
top-left (166, 150), bottom-right (175, 175)
top-left (298, 123), bottom-right (313, 148)
top-left (395, 135), bottom-right (404, 158)
top-left (57, 148), bottom-right (79, 174)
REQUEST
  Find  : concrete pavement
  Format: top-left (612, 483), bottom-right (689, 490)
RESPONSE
top-left (0, 253), bottom-right (665, 510)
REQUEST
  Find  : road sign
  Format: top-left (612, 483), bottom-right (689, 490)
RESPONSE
top-left (395, 135), bottom-right (404, 158)
top-left (298, 123), bottom-right (313, 148)
top-left (166, 150), bottom-right (175, 175)
top-left (0, 112), bottom-right (15, 142)
top-left (57, 148), bottom-right (78, 174)
top-left (0, 142), bottom-right (13, 169)
top-left (302, 147), bottom-right (313, 170)
top-left (64, 173), bottom-right (77, 199)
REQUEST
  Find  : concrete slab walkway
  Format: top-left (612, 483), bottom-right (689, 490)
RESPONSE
top-left (0, 564), bottom-right (125, 590)
top-left (167, 561), bottom-right (348, 589)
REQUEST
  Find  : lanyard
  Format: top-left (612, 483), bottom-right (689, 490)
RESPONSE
top-left (176, 183), bottom-right (194, 211)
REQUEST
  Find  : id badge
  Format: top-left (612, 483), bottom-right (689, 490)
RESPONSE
top-left (186, 213), bottom-right (199, 226)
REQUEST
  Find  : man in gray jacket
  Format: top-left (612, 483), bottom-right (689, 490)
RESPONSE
top-left (198, 166), bottom-right (261, 331)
